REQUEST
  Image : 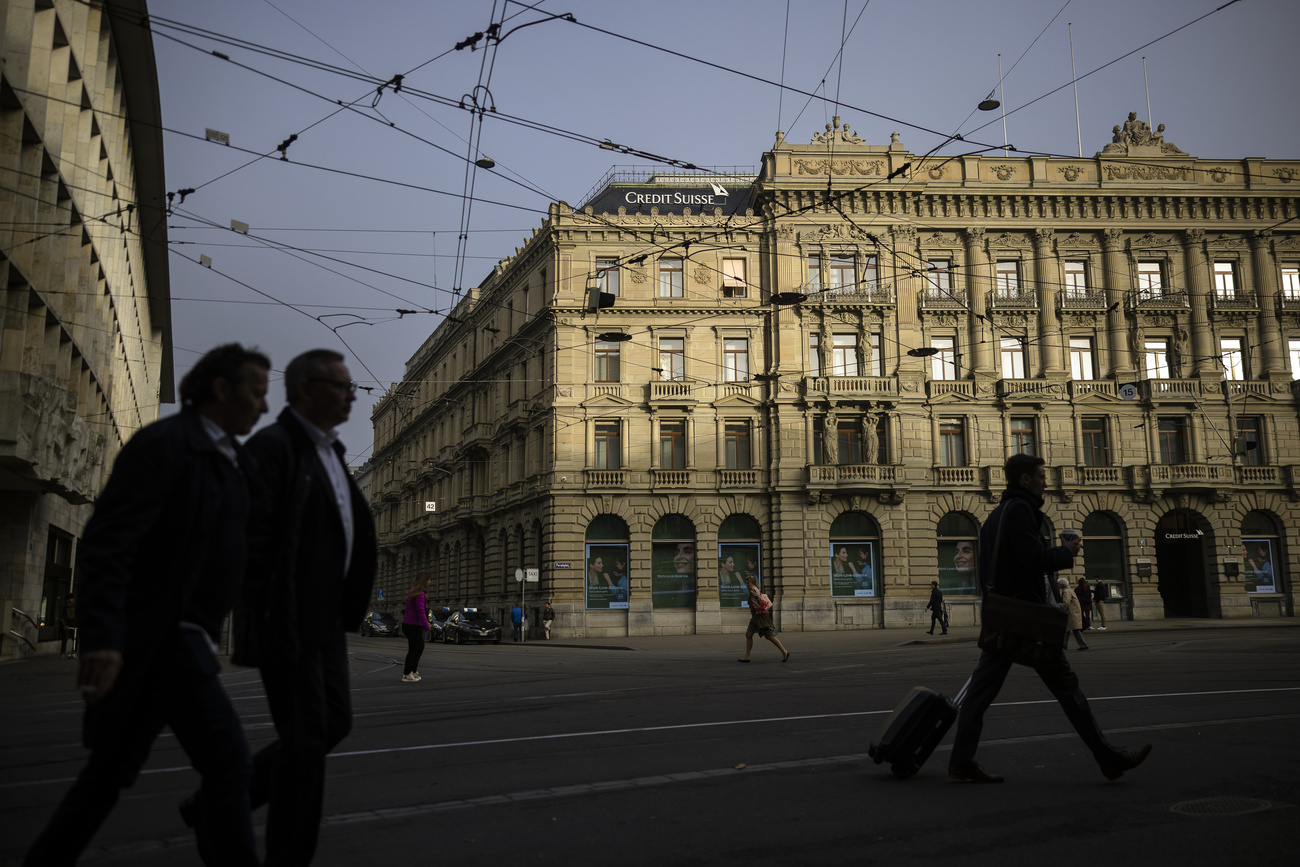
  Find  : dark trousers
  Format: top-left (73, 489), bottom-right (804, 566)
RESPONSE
top-left (401, 624), bottom-right (425, 674)
top-left (929, 609), bottom-right (946, 633)
top-left (951, 649), bottom-right (1123, 770)
top-left (249, 631), bottom-right (352, 867)
top-left (25, 630), bottom-right (256, 867)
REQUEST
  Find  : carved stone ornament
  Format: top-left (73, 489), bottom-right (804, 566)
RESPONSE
top-left (1277, 235), bottom-right (1300, 250)
top-left (810, 115), bottom-right (866, 145)
top-left (794, 158), bottom-right (884, 177)
top-left (1209, 168), bottom-right (1229, 183)
top-left (1100, 112), bottom-right (1186, 155)
top-left (989, 232), bottom-right (1025, 247)
top-left (1061, 232), bottom-right (1098, 248)
top-left (991, 164), bottom-right (1016, 181)
top-left (1275, 167), bottom-right (1298, 183)
top-left (1185, 228), bottom-right (1206, 245)
top-left (1134, 232), bottom-right (1162, 248)
top-left (893, 225), bottom-right (917, 245)
top-left (925, 232), bottom-right (949, 246)
top-left (691, 265), bottom-right (712, 285)
top-left (928, 165), bottom-right (945, 180)
top-left (1211, 234), bottom-right (1246, 249)
top-left (1061, 165), bottom-right (1085, 182)
top-left (628, 262), bottom-right (648, 284)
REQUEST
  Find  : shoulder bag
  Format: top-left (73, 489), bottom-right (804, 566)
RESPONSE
top-left (977, 503), bottom-right (1068, 667)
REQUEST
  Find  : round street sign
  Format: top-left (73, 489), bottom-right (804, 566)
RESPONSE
top-left (1119, 383), bottom-right (1138, 400)
top-left (515, 568), bottom-right (525, 583)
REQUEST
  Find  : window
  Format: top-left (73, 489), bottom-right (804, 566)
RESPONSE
top-left (594, 421), bottom-right (621, 470)
top-left (1010, 417), bottom-right (1037, 456)
top-left (932, 336), bottom-right (957, 380)
top-left (1237, 416), bottom-right (1262, 467)
top-left (807, 255), bottom-right (821, 292)
top-left (1290, 339), bottom-right (1300, 380)
top-left (861, 255), bottom-right (878, 289)
top-left (1157, 417), bottom-right (1187, 464)
top-left (1069, 336), bottom-right (1095, 380)
top-left (830, 511), bottom-right (881, 598)
top-left (926, 259), bottom-right (951, 294)
top-left (723, 338), bottom-right (749, 382)
top-left (658, 258), bottom-right (683, 297)
top-left (939, 418), bottom-right (967, 467)
top-left (936, 513), bottom-right (979, 596)
top-left (808, 333), bottom-right (821, 378)
top-left (722, 259), bottom-right (746, 298)
top-left (867, 332), bottom-right (882, 377)
top-left (594, 339), bottom-right (620, 382)
top-left (659, 420), bottom-right (686, 469)
top-left (1220, 337), bottom-right (1245, 381)
top-left (1144, 339), bottom-right (1171, 379)
top-left (1082, 416), bottom-right (1108, 467)
top-left (1064, 261), bottom-right (1088, 297)
top-left (999, 337), bottom-right (1026, 379)
top-left (831, 333), bottom-right (859, 377)
top-left (1137, 261), bottom-right (1164, 297)
top-left (724, 422), bottom-right (752, 470)
top-left (995, 260), bottom-right (1020, 293)
top-left (596, 257), bottom-right (620, 296)
top-left (1282, 265), bottom-right (1300, 300)
top-left (828, 255), bottom-right (855, 289)
top-left (1213, 261), bottom-right (1237, 298)
top-left (658, 337), bottom-right (684, 381)
top-left (837, 417), bottom-right (864, 465)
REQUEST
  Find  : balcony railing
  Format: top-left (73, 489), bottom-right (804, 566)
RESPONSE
top-left (1208, 290), bottom-right (1259, 312)
top-left (651, 469), bottom-right (692, 487)
top-left (814, 280), bottom-right (895, 304)
top-left (1060, 290), bottom-right (1108, 309)
top-left (1139, 379), bottom-right (1199, 400)
top-left (1080, 467), bottom-right (1123, 485)
top-left (989, 287), bottom-right (1039, 308)
top-left (935, 467), bottom-right (979, 485)
top-left (649, 381), bottom-right (697, 402)
top-left (585, 470), bottom-right (625, 487)
top-left (997, 379), bottom-right (1066, 400)
top-left (808, 464), bottom-right (899, 484)
top-left (587, 383), bottom-right (628, 400)
top-left (804, 376), bottom-right (897, 396)
top-left (919, 287), bottom-right (968, 309)
top-left (718, 469), bottom-right (761, 487)
top-left (927, 381), bottom-right (973, 398)
top-left (1130, 286), bottom-right (1189, 310)
top-left (1069, 381), bottom-right (1116, 398)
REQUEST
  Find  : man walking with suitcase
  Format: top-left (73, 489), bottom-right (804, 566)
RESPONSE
top-left (948, 454), bottom-right (1151, 784)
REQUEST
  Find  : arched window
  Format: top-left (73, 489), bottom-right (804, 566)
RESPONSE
top-left (718, 514), bottom-right (762, 609)
top-left (585, 515), bottom-right (630, 610)
top-left (651, 515), bottom-right (696, 609)
top-left (1080, 512), bottom-right (1126, 599)
top-left (936, 512), bottom-right (979, 596)
top-left (1241, 511), bottom-right (1281, 594)
top-left (830, 511), bottom-right (881, 597)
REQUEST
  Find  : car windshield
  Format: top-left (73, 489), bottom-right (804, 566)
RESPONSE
top-left (461, 611), bottom-right (496, 625)
top-left (372, 613), bottom-right (396, 623)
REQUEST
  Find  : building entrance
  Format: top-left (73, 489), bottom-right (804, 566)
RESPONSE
top-left (1154, 511), bottom-right (1211, 617)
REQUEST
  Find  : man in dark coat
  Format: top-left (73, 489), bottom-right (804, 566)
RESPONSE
top-left (948, 453), bottom-right (1151, 784)
top-left (925, 581), bottom-right (947, 635)
top-left (233, 348), bottom-right (376, 866)
top-left (26, 344), bottom-right (270, 866)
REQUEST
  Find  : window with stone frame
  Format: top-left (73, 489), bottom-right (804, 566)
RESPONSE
top-left (594, 421), bottom-right (621, 470)
top-left (724, 421), bottom-right (752, 470)
top-left (658, 337), bottom-right (684, 381)
top-left (1157, 417), bottom-right (1188, 464)
top-left (594, 339), bottom-right (621, 382)
top-left (939, 418), bottom-right (967, 467)
top-left (1069, 336), bottom-right (1095, 380)
top-left (1144, 339), bottom-right (1171, 379)
top-left (831, 333), bottom-right (859, 377)
top-left (658, 257), bottom-right (683, 298)
top-left (1081, 416), bottom-right (1109, 467)
top-left (659, 420), bottom-right (686, 470)
top-left (1236, 416), bottom-right (1263, 467)
top-left (722, 259), bottom-right (747, 298)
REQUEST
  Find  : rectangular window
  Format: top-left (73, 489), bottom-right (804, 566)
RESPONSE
top-left (807, 256), bottom-right (821, 292)
top-left (1010, 417), bottom-right (1037, 456)
top-left (1290, 338), bottom-right (1300, 380)
top-left (1237, 416), bottom-right (1262, 466)
top-left (594, 421), bottom-right (621, 470)
top-left (812, 417), bottom-right (826, 464)
top-left (594, 340), bottom-right (620, 383)
top-left (1082, 416), bottom-right (1108, 467)
top-left (596, 257), bottom-right (620, 296)
top-left (1213, 261), bottom-right (1237, 298)
top-left (999, 336), bottom-right (1026, 379)
top-left (808, 333), bottom-right (821, 378)
top-left (932, 336), bottom-right (957, 380)
top-left (1069, 336), bottom-right (1095, 381)
top-left (723, 337), bottom-right (749, 382)
top-left (828, 255), bottom-right (855, 289)
top-left (724, 422), bottom-right (751, 470)
top-left (659, 420), bottom-right (686, 470)
top-left (1137, 261), bottom-right (1164, 297)
top-left (837, 417), bottom-right (863, 465)
top-left (722, 258), bottom-right (747, 298)
top-left (861, 255), bottom-right (878, 289)
top-left (995, 260), bottom-right (1020, 292)
top-left (658, 258), bottom-right (683, 298)
top-left (831, 333), bottom-right (859, 377)
top-left (926, 259), bottom-right (952, 295)
top-left (1144, 339), bottom-right (1171, 379)
top-left (1064, 261), bottom-right (1088, 297)
top-left (658, 337), bottom-right (684, 381)
top-left (867, 332), bottom-right (882, 377)
top-left (1158, 417), bottom-right (1187, 464)
top-left (939, 418), bottom-right (966, 467)
top-left (873, 415), bottom-right (889, 465)
top-left (1282, 265), bottom-right (1300, 300)
top-left (1220, 337), bottom-right (1245, 381)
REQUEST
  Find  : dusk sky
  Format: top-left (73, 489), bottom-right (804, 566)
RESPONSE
top-left (145, 0), bottom-right (1300, 462)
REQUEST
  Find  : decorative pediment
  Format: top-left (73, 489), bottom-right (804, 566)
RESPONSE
top-left (580, 393), bottom-right (635, 409)
top-left (712, 393), bottom-right (762, 409)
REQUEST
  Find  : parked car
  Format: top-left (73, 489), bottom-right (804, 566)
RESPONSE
top-left (441, 609), bottom-right (502, 644)
top-left (359, 611), bottom-right (399, 637)
top-left (426, 608), bottom-right (451, 643)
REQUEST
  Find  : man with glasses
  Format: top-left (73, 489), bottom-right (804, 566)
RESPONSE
top-left (232, 349), bottom-right (376, 865)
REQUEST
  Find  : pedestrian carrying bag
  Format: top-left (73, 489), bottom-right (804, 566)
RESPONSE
top-left (976, 502), bottom-right (1067, 667)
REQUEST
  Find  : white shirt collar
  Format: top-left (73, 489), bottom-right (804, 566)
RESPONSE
top-left (199, 413), bottom-right (239, 467)
top-left (290, 408), bottom-right (343, 450)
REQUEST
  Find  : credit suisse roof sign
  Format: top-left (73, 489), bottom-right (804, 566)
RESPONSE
top-left (583, 180), bottom-right (754, 217)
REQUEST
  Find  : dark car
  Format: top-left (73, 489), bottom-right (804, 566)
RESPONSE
top-left (441, 609), bottom-right (502, 645)
top-left (426, 608), bottom-right (451, 643)
top-left (359, 611), bottom-right (399, 637)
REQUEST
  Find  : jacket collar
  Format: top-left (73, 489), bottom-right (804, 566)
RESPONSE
top-left (1000, 484), bottom-right (1044, 510)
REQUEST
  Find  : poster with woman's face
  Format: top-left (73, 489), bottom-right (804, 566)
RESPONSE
top-left (937, 539), bottom-right (979, 595)
top-left (1241, 538), bottom-right (1276, 593)
top-left (651, 541), bottom-right (696, 609)
top-left (718, 543), bottom-right (759, 608)
top-left (585, 543), bottom-right (629, 609)
top-left (830, 541), bottom-right (875, 597)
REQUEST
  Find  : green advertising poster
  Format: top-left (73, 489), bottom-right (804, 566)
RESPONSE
top-left (937, 539), bottom-right (979, 595)
top-left (651, 541), bottom-right (696, 608)
top-left (829, 541), bottom-right (875, 597)
top-left (585, 544), bottom-right (629, 609)
top-left (718, 543), bottom-right (759, 609)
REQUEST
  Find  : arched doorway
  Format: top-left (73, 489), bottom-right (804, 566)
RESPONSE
top-left (1155, 511), bottom-right (1211, 617)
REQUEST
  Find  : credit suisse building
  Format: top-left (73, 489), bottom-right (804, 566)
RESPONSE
top-left (369, 118), bottom-right (1298, 635)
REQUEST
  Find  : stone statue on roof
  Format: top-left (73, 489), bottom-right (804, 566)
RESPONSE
top-left (1098, 113), bottom-right (1186, 156)
top-left (812, 115), bottom-right (865, 145)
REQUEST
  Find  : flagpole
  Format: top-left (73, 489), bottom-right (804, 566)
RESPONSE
top-left (998, 54), bottom-right (1007, 156)
top-left (1143, 56), bottom-right (1152, 128)
top-left (1070, 24), bottom-right (1082, 158)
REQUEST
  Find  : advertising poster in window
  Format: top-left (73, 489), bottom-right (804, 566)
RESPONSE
top-left (718, 543), bottom-right (760, 609)
top-left (585, 544), bottom-right (629, 609)
top-left (651, 541), bottom-right (696, 608)
top-left (1241, 538), bottom-right (1276, 593)
top-left (829, 542), bottom-right (875, 597)
top-left (937, 539), bottom-right (979, 595)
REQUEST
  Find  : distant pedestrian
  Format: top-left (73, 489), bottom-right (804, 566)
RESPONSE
top-left (510, 603), bottom-right (524, 642)
top-left (737, 577), bottom-right (789, 663)
top-left (925, 581), bottom-right (947, 635)
top-left (1076, 576), bottom-right (1094, 630)
top-left (58, 591), bottom-right (77, 658)
top-left (542, 602), bottom-right (555, 639)
top-left (1061, 577), bottom-right (1089, 650)
top-left (401, 573), bottom-right (430, 682)
top-left (1091, 575), bottom-right (1108, 629)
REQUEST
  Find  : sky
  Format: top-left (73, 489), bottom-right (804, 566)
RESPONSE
top-left (143, 0), bottom-right (1300, 463)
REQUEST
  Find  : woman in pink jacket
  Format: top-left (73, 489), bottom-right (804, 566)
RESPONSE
top-left (401, 573), bottom-right (430, 682)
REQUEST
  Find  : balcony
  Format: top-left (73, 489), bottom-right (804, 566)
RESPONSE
top-left (461, 422), bottom-right (494, 449)
top-left (1139, 379), bottom-right (1200, 401)
top-left (989, 286), bottom-right (1039, 309)
top-left (803, 376), bottom-right (897, 397)
top-left (1224, 380), bottom-right (1269, 399)
top-left (718, 469), bottom-right (762, 487)
top-left (808, 464), bottom-right (899, 485)
top-left (1208, 290), bottom-right (1259, 313)
top-left (585, 470), bottom-right (625, 488)
top-left (919, 287), bottom-right (968, 311)
top-left (935, 467), bottom-right (979, 485)
top-left (587, 383), bottom-right (629, 401)
top-left (813, 280), bottom-right (895, 305)
top-left (1129, 286), bottom-right (1189, 311)
top-left (649, 381), bottom-right (698, 404)
top-left (1079, 466), bottom-right (1123, 485)
top-left (651, 469), bottom-right (693, 488)
top-left (1069, 381), bottom-right (1116, 398)
top-left (1060, 290), bottom-right (1108, 310)
top-left (926, 380), bottom-right (973, 398)
top-left (997, 379), bottom-right (1066, 401)
top-left (1148, 462), bottom-right (1235, 488)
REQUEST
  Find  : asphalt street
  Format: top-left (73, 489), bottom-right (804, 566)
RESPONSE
top-left (2, 619), bottom-right (1297, 867)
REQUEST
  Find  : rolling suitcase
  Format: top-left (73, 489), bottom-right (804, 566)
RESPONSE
top-left (868, 677), bottom-right (970, 779)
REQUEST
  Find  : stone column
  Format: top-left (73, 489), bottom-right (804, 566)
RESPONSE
top-left (1249, 230), bottom-right (1286, 378)
top-left (1033, 228), bottom-right (1065, 375)
top-left (963, 228), bottom-right (993, 374)
top-left (1183, 229), bottom-right (1217, 378)
top-left (1101, 229), bottom-right (1133, 375)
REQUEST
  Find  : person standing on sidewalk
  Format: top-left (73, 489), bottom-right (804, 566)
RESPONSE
top-left (948, 453), bottom-right (1150, 784)
top-left (542, 602), bottom-right (555, 639)
top-left (925, 581), bottom-right (947, 635)
top-left (511, 602), bottom-right (524, 642)
top-left (401, 574), bottom-right (430, 682)
top-left (1091, 576), bottom-right (1108, 629)
top-left (26, 344), bottom-right (270, 867)
top-left (1076, 576), bottom-right (1094, 630)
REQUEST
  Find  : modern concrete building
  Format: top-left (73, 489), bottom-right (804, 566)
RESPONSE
top-left (0, 0), bottom-right (171, 658)
top-left (371, 115), bottom-right (1298, 636)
